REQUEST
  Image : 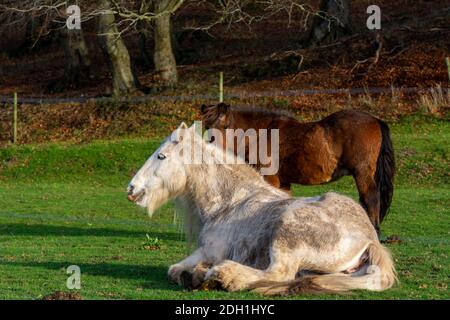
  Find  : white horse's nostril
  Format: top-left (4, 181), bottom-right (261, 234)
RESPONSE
top-left (127, 185), bottom-right (134, 195)
top-left (127, 188), bottom-right (145, 202)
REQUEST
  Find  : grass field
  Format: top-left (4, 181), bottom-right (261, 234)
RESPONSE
top-left (0, 115), bottom-right (448, 300)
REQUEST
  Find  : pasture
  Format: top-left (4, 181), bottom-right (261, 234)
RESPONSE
top-left (0, 115), bottom-right (448, 299)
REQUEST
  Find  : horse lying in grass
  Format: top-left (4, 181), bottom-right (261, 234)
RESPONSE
top-left (127, 123), bottom-right (397, 295)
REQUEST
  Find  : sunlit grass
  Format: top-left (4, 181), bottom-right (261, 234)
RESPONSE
top-left (0, 116), bottom-right (448, 299)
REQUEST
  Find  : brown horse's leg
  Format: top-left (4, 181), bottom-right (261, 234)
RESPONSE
top-left (264, 175), bottom-right (281, 188)
top-left (263, 175), bottom-right (291, 194)
top-left (280, 182), bottom-right (292, 194)
top-left (354, 173), bottom-right (381, 235)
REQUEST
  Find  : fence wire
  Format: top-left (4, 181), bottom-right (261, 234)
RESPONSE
top-left (0, 86), bottom-right (446, 105)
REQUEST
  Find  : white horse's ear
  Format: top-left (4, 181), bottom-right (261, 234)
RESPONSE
top-left (172, 122), bottom-right (189, 143)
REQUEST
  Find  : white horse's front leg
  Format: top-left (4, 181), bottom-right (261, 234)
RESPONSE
top-left (168, 248), bottom-right (205, 285)
top-left (205, 257), bottom-right (298, 292)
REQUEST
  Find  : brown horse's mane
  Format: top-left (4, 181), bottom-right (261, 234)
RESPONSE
top-left (229, 105), bottom-right (298, 121)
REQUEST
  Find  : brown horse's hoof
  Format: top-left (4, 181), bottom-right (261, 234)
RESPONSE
top-left (381, 234), bottom-right (402, 244)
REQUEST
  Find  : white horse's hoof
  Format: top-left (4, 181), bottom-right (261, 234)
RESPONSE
top-left (204, 264), bottom-right (242, 292)
top-left (204, 265), bottom-right (222, 281)
top-left (168, 264), bottom-right (185, 284)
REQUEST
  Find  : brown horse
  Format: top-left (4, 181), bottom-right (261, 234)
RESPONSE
top-left (200, 103), bottom-right (395, 234)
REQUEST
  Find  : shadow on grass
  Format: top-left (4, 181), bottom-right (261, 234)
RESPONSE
top-left (0, 260), bottom-right (178, 291)
top-left (0, 222), bottom-right (181, 240)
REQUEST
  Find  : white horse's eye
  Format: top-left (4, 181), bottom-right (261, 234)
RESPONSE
top-left (157, 153), bottom-right (166, 160)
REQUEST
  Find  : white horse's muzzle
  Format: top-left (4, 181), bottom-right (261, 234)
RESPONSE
top-left (127, 185), bottom-right (145, 203)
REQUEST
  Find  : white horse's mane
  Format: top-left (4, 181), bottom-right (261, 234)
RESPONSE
top-left (173, 124), bottom-right (286, 246)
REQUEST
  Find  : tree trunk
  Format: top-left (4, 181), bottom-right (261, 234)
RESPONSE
top-left (153, 0), bottom-right (178, 86)
top-left (62, 28), bottom-right (92, 86)
top-left (305, 0), bottom-right (352, 47)
top-left (137, 0), bottom-right (153, 71)
top-left (138, 21), bottom-right (153, 71)
top-left (97, 0), bottom-right (139, 96)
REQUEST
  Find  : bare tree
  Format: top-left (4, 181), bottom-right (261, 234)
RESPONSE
top-left (0, 0), bottom-right (353, 94)
top-left (0, 0), bottom-right (65, 52)
top-left (0, 0), bottom-right (143, 95)
top-left (184, 0), bottom-right (317, 30)
top-left (97, 0), bottom-right (140, 96)
top-left (184, 0), bottom-right (351, 47)
top-left (153, 0), bottom-right (179, 85)
top-left (136, 1), bottom-right (153, 70)
top-left (62, 26), bottom-right (92, 87)
top-left (304, 0), bottom-right (352, 47)
top-left (111, 0), bottom-right (183, 85)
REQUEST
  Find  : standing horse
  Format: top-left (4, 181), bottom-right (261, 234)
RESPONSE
top-left (201, 104), bottom-right (395, 234)
top-left (127, 123), bottom-right (396, 295)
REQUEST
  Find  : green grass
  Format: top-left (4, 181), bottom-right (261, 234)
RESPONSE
top-left (0, 115), bottom-right (448, 299)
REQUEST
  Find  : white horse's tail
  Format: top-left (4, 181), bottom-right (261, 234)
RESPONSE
top-left (250, 242), bottom-right (397, 296)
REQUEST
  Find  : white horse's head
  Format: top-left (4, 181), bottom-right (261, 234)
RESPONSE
top-left (127, 122), bottom-right (199, 217)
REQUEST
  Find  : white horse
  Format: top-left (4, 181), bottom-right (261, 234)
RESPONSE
top-left (127, 123), bottom-right (396, 295)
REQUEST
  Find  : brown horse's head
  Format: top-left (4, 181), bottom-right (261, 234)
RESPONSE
top-left (200, 103), bottom-right (231, 130)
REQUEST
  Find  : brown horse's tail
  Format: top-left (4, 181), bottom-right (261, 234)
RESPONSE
top-left (249, 242), bottom-right (397, 296)
top-left (375, 119), bottom-right (395, 223)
